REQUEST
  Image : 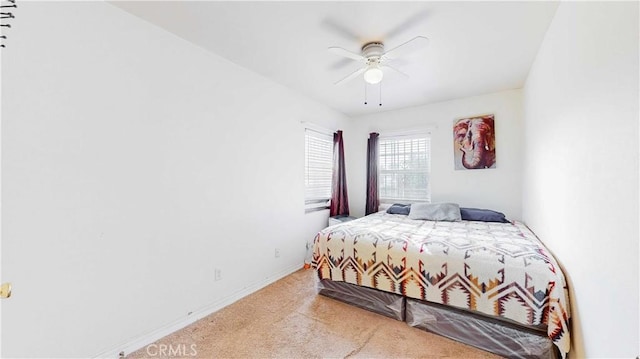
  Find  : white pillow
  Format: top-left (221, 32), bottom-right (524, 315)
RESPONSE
top-left (408, 203), bottom-right (461, 221)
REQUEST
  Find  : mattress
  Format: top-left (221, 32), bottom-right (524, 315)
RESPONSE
top-left (312, 212), bottom-right (571, 358)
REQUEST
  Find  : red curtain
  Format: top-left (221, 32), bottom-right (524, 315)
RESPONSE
top-left (330, 130), bottom-right (349, 216)
top-left (365, 132), bottom-right (379, 215)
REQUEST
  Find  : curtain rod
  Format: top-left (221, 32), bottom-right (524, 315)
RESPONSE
top-left (300, 121), bottom-right (336, 135)
top-left (378, 125), bottom-right (437, 138)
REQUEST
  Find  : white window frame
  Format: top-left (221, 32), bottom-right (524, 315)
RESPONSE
top-left (378, 130), bottom-right (431, 204)
top-left (304, 127), bottom-right (333, 213)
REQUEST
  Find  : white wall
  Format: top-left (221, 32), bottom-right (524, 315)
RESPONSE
top-left (345, 90), bottom-right (524, 220)
top-left (1, 2), bottom-right (346, 357)
top-left (522, 1), bottom-right (639, 358)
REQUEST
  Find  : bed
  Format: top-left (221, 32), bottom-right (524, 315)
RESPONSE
top-left (312, 210), bottom-right (570, 359)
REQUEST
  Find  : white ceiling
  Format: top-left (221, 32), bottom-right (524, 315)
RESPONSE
top-left (110, 1), bottom-right (559, 118)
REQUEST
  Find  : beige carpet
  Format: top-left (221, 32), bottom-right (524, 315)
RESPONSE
top-left (127, 269), bottom-right (503, 358)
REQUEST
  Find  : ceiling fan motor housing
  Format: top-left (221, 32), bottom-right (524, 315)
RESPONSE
top-left (362, 42), bottom-right (384, 64)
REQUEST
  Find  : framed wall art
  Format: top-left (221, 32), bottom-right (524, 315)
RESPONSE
top-left (453, 114), bottom-right (496, 170)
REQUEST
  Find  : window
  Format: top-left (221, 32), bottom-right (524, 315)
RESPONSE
top-left (304, 128), bottom-right (333, 211)
top-left (379, 133), bottom-right (431, 203)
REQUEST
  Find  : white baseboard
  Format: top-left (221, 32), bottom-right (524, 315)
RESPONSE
top-left (93, 263), bottom-right (303, 358)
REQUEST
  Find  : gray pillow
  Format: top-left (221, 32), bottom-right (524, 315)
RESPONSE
top-left (460, 207), bottom-right (509, 223)
top-left (386, 203), bottom-right (411, 215)
top-left (409, 203), bottom-right (462, 221)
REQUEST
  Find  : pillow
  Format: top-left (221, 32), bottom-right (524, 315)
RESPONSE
top-left (386, 203), bottom-right (411, 215)
top-left (409, 203), bottom-right (461, 221)
top-left (460, 207), bottom-right (509, 223)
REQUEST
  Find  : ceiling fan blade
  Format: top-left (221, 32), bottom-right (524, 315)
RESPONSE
top-left (382, 64), bottom-right (409, 80)
top-left (382, 36), bottom-right (430, 60)
top-left (385, 10), bottom-right (430, 42)
top-left (334, 67), bottom-right (365, 86)
top-left (321, 18), bottom-right (361, 42)
top-left (329, 57), bottom-right (357, 71)
top-left (328, 46), bottom-right (365, 61)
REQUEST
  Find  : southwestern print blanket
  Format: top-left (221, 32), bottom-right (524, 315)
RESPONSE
top-left (312, 212), bottom-right (570, 358)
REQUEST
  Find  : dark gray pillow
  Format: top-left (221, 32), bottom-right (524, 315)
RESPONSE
top-left (386, 203), bottom-right (411, 215)
top-left (409, 203), bottom-right (461, 221)
top-left (460, 208), bottom-right (509, 223)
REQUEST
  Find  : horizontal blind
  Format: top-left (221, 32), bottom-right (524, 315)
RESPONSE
top-left (305, 129), bottom-right (333, 204)
top-left (379, 134), bottom-right (431, 202)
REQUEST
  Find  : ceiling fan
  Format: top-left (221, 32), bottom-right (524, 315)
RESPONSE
top-left (328, 36), bottom-right (430, 86)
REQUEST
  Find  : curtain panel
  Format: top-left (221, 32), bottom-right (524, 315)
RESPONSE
top-left (330, 130), bottom-right (349, 216)
top-left (365, 132), bottom-right (379, 215)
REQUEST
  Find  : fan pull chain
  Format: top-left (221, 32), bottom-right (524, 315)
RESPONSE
top-left (379, 83), bottom-right (382, 106)
top-left (0, 0), bottom-right (16, 48)
top-left (364, 82), bottom-right (368, 105)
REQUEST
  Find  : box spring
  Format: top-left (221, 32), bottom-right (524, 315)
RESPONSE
top-left (316, 279), bottom-right (405, 321)
top-left (317, 278), bottom-right (558, 359)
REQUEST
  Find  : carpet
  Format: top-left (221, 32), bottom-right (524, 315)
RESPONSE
top-left (127, 268), bottom-right (502, 358)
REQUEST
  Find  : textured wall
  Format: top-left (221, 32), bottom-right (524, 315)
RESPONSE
top-left (345, 89), bottom-right (524, 220)
top-left (1, 2), bottom-right (346, 357)
top-left (522, 2), bottom-right (639, 357)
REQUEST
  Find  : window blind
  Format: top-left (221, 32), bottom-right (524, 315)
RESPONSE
top-left (379, 133), bottom-right (431, 203)
top-left (305, 129), bottom-right (333, 208)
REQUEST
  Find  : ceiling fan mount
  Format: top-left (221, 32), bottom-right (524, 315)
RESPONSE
top-left (362, 42), bottom-right (384, 59)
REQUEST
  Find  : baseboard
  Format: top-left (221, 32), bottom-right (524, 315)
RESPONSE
top-left (93, 262), bottom-right (303, 358)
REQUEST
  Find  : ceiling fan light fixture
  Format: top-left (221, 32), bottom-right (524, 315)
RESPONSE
top-left (363, 65), bottom-right (384, 84)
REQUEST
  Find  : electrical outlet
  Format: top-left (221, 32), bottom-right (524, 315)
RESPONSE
top-left (214, 268), bottom-right (222, 281)
top-left (275, 248), bottom-right (280, 258)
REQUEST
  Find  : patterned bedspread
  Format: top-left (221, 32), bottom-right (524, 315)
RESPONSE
top-left (312, 212), bottom-right (571, 358)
